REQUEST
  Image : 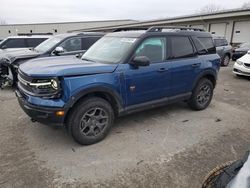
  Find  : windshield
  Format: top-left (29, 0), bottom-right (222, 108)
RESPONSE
top-left (34, 36), bottom-right (64, 53)
top-left (240, 42), bottom-right (250, 49)
top-left (82, 36), bottom-right (137, 64)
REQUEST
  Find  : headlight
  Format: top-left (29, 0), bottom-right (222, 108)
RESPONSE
top-left (51, 79), bottom-right (58, 90)
top-left (30, 79), bottom-right (59, 90)
top-left (28, 78), bottom-right (61, 98)
top-left (236, 60), bottom-right (243, 65)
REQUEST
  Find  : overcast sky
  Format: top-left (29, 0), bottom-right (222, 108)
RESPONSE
top-left (0, 0), bottom-right (249, 24)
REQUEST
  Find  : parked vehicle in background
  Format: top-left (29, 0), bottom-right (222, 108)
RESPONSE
top-left (232, 42), bottom-right (250, 61)
top-left (16, 26), bottom-right (221, 145)
top-left (0, 35), bottom-right (51, 50)
top-left (213, 36), bottom-right (232, 66)
top-left (0, 32), bottom-right (104, 88)
top-left (233, 50), bottom-right (250, 77)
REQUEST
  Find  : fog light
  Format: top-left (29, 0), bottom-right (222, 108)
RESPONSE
top-left (56, 111), bottom-right (65, 116)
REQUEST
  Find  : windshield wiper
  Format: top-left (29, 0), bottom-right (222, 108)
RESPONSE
top-left (81, 58), bottom-right (95, 62)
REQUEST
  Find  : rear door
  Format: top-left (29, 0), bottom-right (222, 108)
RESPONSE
top-left (214, 39), bottom-right (224, 59)
top-left (26, 38), bottom-right (48, 48)
top-left (168, 36), bottom-right (202, 96)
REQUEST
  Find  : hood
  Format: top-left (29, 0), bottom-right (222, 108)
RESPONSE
top-left (0, 48), bottom-right (40, 62)
top-left (238, 53), bottom-right (250, 64)
top-left (19, 56), bottom-right (118, 77)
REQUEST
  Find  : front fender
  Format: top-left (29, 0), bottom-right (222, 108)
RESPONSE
top-left (64, 84), bottom-right (124, 111)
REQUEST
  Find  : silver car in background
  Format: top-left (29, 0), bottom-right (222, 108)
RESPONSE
top-left (213, 36), bottom-right (233, 66)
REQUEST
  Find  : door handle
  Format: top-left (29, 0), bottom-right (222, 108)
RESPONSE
top-left (157, 68), bottom-right (168, 72)
top-left (192, 63), bottom-right (201, 68)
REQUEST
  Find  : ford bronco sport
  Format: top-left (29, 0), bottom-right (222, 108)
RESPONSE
top-left (16, 26), bottom-right (221, 145)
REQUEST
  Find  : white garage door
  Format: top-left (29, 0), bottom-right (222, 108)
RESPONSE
top-left (210, 23), bottom-right (227, 37)
top-left (232, 21), bottom-right (250, 43)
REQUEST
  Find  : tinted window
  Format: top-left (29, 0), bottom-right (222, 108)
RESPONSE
top-left (135, 37), bottom-right (166, 62)
top-left (170, 36), bottom-right (194, 59)
top-left (82, 37), bottom-right (101, 50)
top-left (214, 39), bottom-right (222, 47)
top-left (26, 38), bottom-right (47, 48)
top-left (1, 38), bottom-right (26, 48)
top-left (197, 37), bottom-right (216, 54)
top-left (60, 38), bottom-right (81, 52)
top-left (193, 37), bottom-right (208, 55)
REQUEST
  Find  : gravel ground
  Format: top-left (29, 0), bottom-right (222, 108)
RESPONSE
top-left (0, 61), bottom-right (249, 188)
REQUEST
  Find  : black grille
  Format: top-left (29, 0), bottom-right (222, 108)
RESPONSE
top-left (0, 63), bottom-right (8, 75)
top-left (18, 71), bottom-right (35, 94)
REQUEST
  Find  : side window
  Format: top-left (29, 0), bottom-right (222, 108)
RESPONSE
top-left (214, 39), bottom-right (221, 47)
top-left (135, 37), bottom-right (166, 62)
top-left (223, 39), bottom-right (228, 46)
top-left (170, 36), bottom-right (194, 59)
top-left (193, 37), bottom-right (208, 55)
top-left (26, 38), bottom-right (47, 47)
top-left (3, 38), bottom-right (26, 48)
top-left (82, 37), bottom-right (100, 50)
top-left (60, 38), bottom-right (82, 52)
top-left (197, 37), bottom-right (216, 54)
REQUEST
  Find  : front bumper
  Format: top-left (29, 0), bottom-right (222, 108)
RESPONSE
top-left (233, 63), bottom-right (250, 77)
top-left (16, 90), bottom-right (66, 126)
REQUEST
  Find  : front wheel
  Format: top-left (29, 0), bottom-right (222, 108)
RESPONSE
top-left (188, 78), bottom-right (214, 110)
top-left (67, 97), bottom-right (114, 145)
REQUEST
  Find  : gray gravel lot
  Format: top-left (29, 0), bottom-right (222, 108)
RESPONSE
top-left (0, 61), bottom-right (250, 188)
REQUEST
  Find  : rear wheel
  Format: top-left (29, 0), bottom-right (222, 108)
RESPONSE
top-left (67, 97), bottom-right (114, 145)
top-left (188, 78), bottom-right (214, 110)
top-left (222, 55), bottom-right (230, 66)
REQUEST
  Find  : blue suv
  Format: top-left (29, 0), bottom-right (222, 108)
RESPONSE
top-left (16, 27), bottom-right (221, 145)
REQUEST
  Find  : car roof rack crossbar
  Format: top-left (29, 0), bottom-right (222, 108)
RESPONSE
top-left (147, 26), bottom-right (205, 32)
top-left (113, 27), bottom-right (149, 32)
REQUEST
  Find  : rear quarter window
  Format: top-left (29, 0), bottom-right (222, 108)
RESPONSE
top-left (194, 37), bottom-right (216, 55)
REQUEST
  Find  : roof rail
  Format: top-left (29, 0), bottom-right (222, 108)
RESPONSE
top-left (147, 26), bottom-right (205, 32)
top-left (17, 33), bottom-right (53, 36)
top-left (113, 27), bottom-right (149, 32)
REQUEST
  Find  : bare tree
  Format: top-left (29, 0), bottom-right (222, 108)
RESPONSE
top-left (0, 19), bottom-right (7, 25)
top-left (197, 4), bottom-right (224, 14)
top-left (242, 2), bottom-right (250, 8)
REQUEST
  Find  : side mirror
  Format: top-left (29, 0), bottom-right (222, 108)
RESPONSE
top-left (75, 51), bottom-right (86, 58)
top-left (130, 56), bottom-right (150, 67)
top-left (53, 46), bottom-right (64, 55)
top-left (1, 45), bottom-right (7, 49)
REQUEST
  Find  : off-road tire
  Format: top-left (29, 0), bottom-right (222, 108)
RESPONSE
top-left (188, 78), bottom-right (214, 110)
top-left (67, 97), bottom-right (114, 145)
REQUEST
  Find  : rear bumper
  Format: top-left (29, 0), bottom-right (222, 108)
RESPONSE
top-left (16, 90), bottom-right (66, 126)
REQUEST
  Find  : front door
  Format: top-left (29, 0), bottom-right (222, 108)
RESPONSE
top-left (122, 37), bottom-right (171, 106)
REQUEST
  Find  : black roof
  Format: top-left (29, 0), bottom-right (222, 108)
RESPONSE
top-left (107, 26), bottom-right (212, 38)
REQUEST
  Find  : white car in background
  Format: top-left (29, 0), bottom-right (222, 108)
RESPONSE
top-left (233, 50), bottom-right (250, 77)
